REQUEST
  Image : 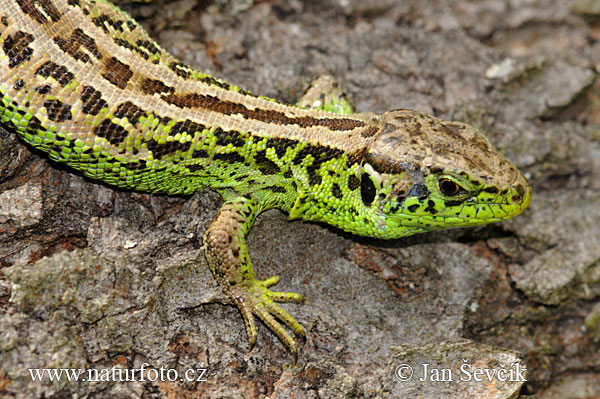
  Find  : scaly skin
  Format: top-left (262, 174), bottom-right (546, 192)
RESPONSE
top-left (0, 0), bottom-right (531, 360)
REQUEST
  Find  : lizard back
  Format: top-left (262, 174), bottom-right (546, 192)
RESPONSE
top-left (0, 0), bottom-right (381, 208)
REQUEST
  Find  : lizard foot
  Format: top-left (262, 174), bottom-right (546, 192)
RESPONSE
top-left (232, 275), bottom-right (305, 362)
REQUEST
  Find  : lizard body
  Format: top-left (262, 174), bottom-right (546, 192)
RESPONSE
top-left (0, 0), bottom-right (531, 359)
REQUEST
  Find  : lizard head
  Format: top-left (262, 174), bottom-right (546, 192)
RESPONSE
top-left (352, 109), bottom-right (531, 238)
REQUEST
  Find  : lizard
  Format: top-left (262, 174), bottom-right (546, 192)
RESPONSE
top-left (0, 0), bottom-right (531, 361)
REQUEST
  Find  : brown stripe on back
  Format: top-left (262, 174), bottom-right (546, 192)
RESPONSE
top-left (102, 57), bottom-right (133, 89)
top-left (53, 28), bottom-right (102, 63)
top-left (161, 93), bottom-right (365, 131)
top-left (16, 0), bottom-right (62, 24)
top-left (35, 61), bottom-right (74, 86)
top-left (3, 30), bottom-right (35, 68)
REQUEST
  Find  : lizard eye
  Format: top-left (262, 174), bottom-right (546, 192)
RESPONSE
top-left (360, 173), bottom-right (376, 205)
top-left (439, 178), bottom-right (464, 196)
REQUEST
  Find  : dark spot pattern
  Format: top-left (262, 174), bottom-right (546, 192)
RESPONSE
top-left (14, 79), bottom-right (25, 90)
top-left (172, 119), bottom-right (206, 136)
top-left (254, 150), bottom-right (280, 175)
top-left (3, 30), bottom-right (35, 68)
top-left (140, 78), bottom-right (174, 95)
top-left (168, 61), bottom-right (190, 79)
top-left (407, 204), bottom-right (419, 213)
top-left (214, 128), bottom-right (246, 148)
top-left (44, 99), bottom-right (72, 121)
top-left (360, 173), bottom-right (376, 205)
top-left (94, 119), bottom-right (127, 145)
top-left (331, 183), bottom-right (343, 199)
top-left (395, 191), bottom-right (406, 205)
top-left (92, 14), bottom-right (125, 33)
top-left (135, 39), bottom-right (160, 56)
top-left (348, 174), bottom-right (360, 191)
top-left (114, 101), bottom-right (145, 124)
top-left (292, 144), bottom-right (345, 174)
top-left (35, 85), bottom-right (51, 94)
top-left (16, 0), bottom-right (62, 24)
top-left (113, 37), bottom-right (136, 53)
top-left (424, 200), bottom-right (437, 214)
top-left (35, 61), bottom-right (74, 86)
top-left (102, 57), bottom-right (133, 89)
top-left (25, 114), bottom-right (43, 132)
top-left (213, 152), bottom-right (246, 164)
top-left (292, 146), bottom-right (314, 165)
top-left (145, 138), bottom-right (192, 158)
top-left (53, 28), bottom-right (102, 63)
top-left (308, 171), bottom-right (322, 186)
top-left (80, 85), bottom-right (107, 115)
top-left (121, 160), bottom-right (147, 172)
top-left (270, 137), bottom-right (295, 158)
top-left (186, 163), bottom-right (204, 172)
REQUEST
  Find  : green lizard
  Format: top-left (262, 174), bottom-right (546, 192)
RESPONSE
top-left (0, 0), bottom-right (531, 360)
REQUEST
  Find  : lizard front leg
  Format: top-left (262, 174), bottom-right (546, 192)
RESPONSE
top-left (203, 196), bottom-right (305, 360)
